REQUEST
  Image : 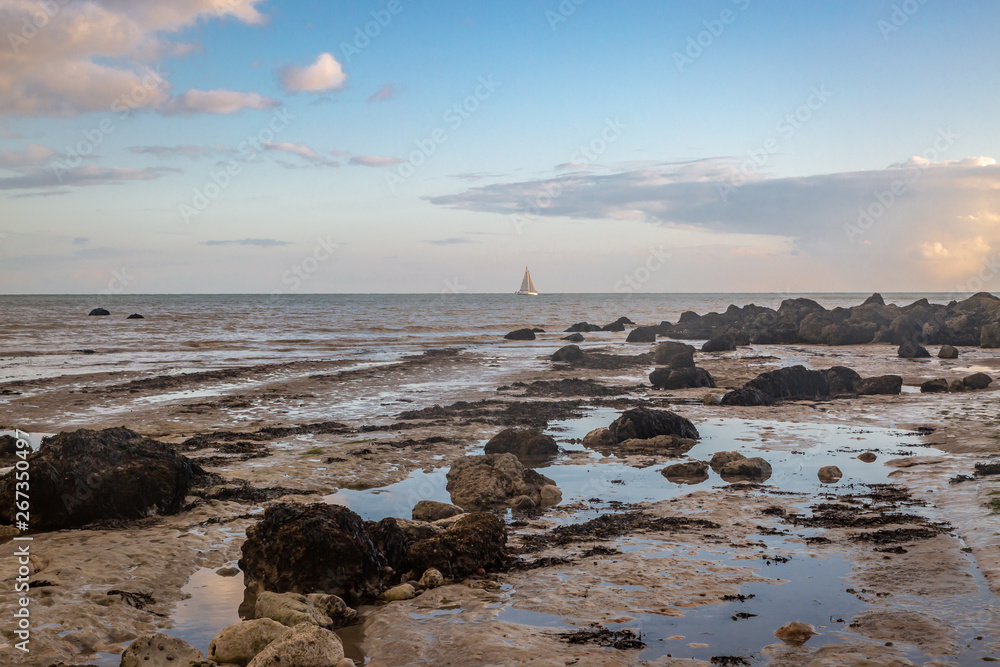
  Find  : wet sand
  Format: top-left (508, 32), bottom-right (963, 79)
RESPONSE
top-left (2, 334), bottom-right (1000, 666)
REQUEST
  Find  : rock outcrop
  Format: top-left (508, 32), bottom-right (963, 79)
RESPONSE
top-left (608, 408), bottom-right (700, 441)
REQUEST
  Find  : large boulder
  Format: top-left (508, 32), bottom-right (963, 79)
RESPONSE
top-left (701, 335), bottom-right (737, 352)
top-left (551, 344), bottom-right (583, 362)
top-left (120, 633), bottom-right (206, 667)
top-left (88, 307), bottom-right (110, 316)
top-left (625, 326), bottom-right (659, 343)
top-left (920, 378), bottom-right (949, 393)
top-left (582, 427), bottom-right (614, 449)
top-left (0, 427), bottom-right (206, 531)
top-left (446, 453), bottom-right (556, 509)
top-left (483, 427), bottom-right (558, 459)
top-left (963, 372), bottom-right (994, 390)
top-left (504, 328), bottom-right (536, 341)
top-left (720, 388), bottom-right (776, 406)
top-left (719, 457), bottom-right (772, 482)
top-left (898, 341), bottom-right (931, 358)
top-left (854, 375), bottom-right (902, 395)
top-left (938, 344), bottom-right (959, 359)
top-left (654, 341), bottom-right (696, 368)
top-left (661, 460), bottom-right (709, 484)
top-left (253, 591), bottom-right (356, 630)
top-left (411, 500), bottom-right (464, 522)
top-left (743, 365), bottom-right (830, 401)
top-left (246, 623), bottom-right (345, 667)
top-left (565, 322), bottom-right (603, 333)
top-left (710, 451), bottom-right (746, 473)
top-left (562, 332), bottom-right (585, 342)
top-left (648, 366), bottom-right (715, 390)
top-left (209, 618), bottom-right (291, 665)
top-left (981, 323), bottom-right (1000, 348)
top-left (406, 512), bottom-right (507, 578)
top-left (608, 408), bottom-right (700, 441)
top-left (825, 366), bottom-right (862, 395)
top-left (239, 503), bottom-right (386, 603)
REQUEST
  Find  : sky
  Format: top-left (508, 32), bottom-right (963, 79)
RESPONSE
top-left (1, 0), bottom-right (999, 295)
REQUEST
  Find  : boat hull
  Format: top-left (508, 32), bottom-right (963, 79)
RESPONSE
top-left (515, 291), bottom-right (538, 296)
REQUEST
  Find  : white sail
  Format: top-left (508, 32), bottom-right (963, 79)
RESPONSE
top-left (517, 267), bottom-right (538, 295)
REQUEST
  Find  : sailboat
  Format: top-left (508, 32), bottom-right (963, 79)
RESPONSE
top-left (515, 267), bottom-right (538, 295)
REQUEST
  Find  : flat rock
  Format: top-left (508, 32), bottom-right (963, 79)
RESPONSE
top-left (120, 633), bottom-right (206, 667)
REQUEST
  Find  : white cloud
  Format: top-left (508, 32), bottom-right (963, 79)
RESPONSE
top-left (263, 142), bottom-right (319, 161)
top-left (159, 89), bottom-right (279, 115)
top-left (278, 53), bottom-right (347, 93)
top-left (0, 143), bottom-right (55, 168)
top-left (350, 155), bottom-right (403, 168)
top-left (0, 165), bottom-right (178, 190)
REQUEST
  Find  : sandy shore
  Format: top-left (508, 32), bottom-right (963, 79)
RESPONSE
top-left (2, 335), bottom-right (1000, 666)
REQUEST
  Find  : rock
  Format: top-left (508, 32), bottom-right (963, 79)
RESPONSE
top-left (379, 583), bottom-right (416, 601)
top-left (209, 618), bottom-right (291, 666)
top-left (858, 452), bottom-right (877, 463)
top-left (719, 457), bottom-right (772, 482)
top-left (539, 484), bottom-right (562, 506)
top-left (661, 460), bottom-right (709, 484)
top-left (920, 378), bottom-right (949, 393)
top-left (963, 372), bottom-right (993, 390)
top-left (0, 427), bottom-right (206, 532)
top-left (648, 366), bottom-right (716, 390)
top-left (246, 623), bottom-right (345, 667)
top-left (239, 503), bottom-right (386, 603)
top-left (774, 621), bottom-right (818, 646)
top-left (406, 512), bottom-right (507, 578)
top-left (702, 393), bottom-right (723, 405)
top-left (710, 451), bottom-right (746, 473)
top-left (606, 316), bottom-right (635, 329)
top-left (532, 327), bottom-right (545, 333)
top-left (825, 366), bottom-right (862, 395)
top-left (898, 341), bottom-right (931, 358)
top-left (126, 313), bottom-right (145, 319)
top-left (863, 293), bottom-right (885, 306)
top-left (120, 633), bottom-right (206, 667)
top-left (854, 375), bottom-right (902, 395)
top-left (701, 335), bottom-right (737, 352)
top-left (551, 344), bottom-right (583, 362)
top-left (562, 333), bottom-right (585, 342)
top-left (484, 427), bottom-right (558, 460)
top-left (743, 365), bottom-right (830, 401)
top-left (411, 500), bottom-right (464, 522)
top-left (565, 322), bottom-right (603, 333)
top-left (949, 379), bottom-right (966, 393)
top-left (608, 408), bottom-right (700, 441)
top-left (654, 341), bottom-right (696, 368)
top-left (582, 427), bottom-right (614, 449)
top-left (216, 566), bottom-right (240, 577)
top-left (720, 388), bottom-right (776, 406)
top-left (337, 660), bottom-right (355, 667)
top-left (817, 466), bottom-right (843, 483)
top-left (253, 591), bottom-right (357, 629)
top-left (938, 344), bottom-right (959, 359)
top-left (981, 323), bottom-right (1000, 348)
top-left (625, 326), bottom-right (659, 343)
top-left (419, 568), bottom-right (445, 589)
top-left (511, 495), bottom-right (535, 509)
top-left (504, 328), bottom-right (536, 341)
top-left (606, 435), bottom-right (697, 456)
top-left (446, 453), bottom-right (556, 509)
top-left (88, 308), bottom-right (110, 316)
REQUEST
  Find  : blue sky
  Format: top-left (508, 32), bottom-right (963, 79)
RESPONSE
top-left (2, 0), bottom-right (999, 294)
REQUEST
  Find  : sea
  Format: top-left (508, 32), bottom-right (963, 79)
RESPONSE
top-left (0, 292), bottom-right (976, 383)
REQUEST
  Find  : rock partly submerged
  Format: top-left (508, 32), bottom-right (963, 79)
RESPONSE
top-left (446, 452), bottom-right (558, 509)
top-left (483, 427), bottom-right (559, 460)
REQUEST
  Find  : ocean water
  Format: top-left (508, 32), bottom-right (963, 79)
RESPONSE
top-left (0, 293), bottom-right (974, 383)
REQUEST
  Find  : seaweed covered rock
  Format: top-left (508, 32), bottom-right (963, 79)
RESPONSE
top-left (0, 427), bottom-right (206, 531)
top-left (701, 335), bottom-right (737, 352)
top-left (446, 453), bottom-right (556, 510)
top-left (720, 387), bottom-right (776, 406)
top-left (743, 365), bottom-right (830, 401)
top-left (854, 375), bottom-right (903, 395)
top-left (551, 344), bottom-right (583, 362)
top-left (825, 366), bottom-right (862, 395)
top-left (239, 503), bottom-right (386, 603)
top-left (648, 366), bottom-right (716, 390)
top-left (608, 408), bottom-right (700, 441)
top-left (504, 328), bottom-right (536, 341)
top-left (484, 427), bottom-right (559, 460)
top-left (625, 326), bottom-right (659, 343)
top-left (411, 500), bottom-right (464, 522)
top-left (406, 513), bottom-right (507, 578)
top-left (654, 341), bottom-right (696, 368)
top-left (565, 322), bottom-right (603, 333)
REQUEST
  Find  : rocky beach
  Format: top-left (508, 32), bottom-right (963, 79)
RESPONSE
top-left (4, 292), bottom-right (1000, 666)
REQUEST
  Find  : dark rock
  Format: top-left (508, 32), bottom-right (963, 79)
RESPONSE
top-left (88, 308), bottom-right (110, 316)
top-left (825, 366), bottom-right (862, 395)
top-left (898, 341), bottom-right (931, 358)
top-left (608, 408), bottom-right (700, 441)
top-left (653, 341), bottom-right (695, 368)
top-left (863, 293), bottom-right (885, 306)
top-left (504, 329), bottom-right (536, 341)
top-left (701, 335), bottom-right (737, 352)
top-left (920, 378), bottom-right (949, 393)
top-left (661, 461), bottom-right (709, 484)
top-left (531, 328), bottom-right (545, 333)
top-left (0, 428), bottom-right (205, 531)
top-left (601, 321), bottom-right (626, 332)
top-left (0, 435), bottom-right (18, 465)
top-left (562, 333), bottom-right (585, 342)
top-left (565, 322), bottom-right (603, 333)
top-left (625, 326), bottom-right (659, 343)
top-left (949, 379), bottom-right (966, 393)
top-left (407, 513), bottom-right (507, 578)
top-left (981, 323), bottom-right (1000, 348)
top-left (551, 345), bottom-right (583, 363)
top-left (710, 451), bottom-right (746, 473)
top-left (446, 453), bottom-right (556, 509)
top-left (126, 313), bottom-right (145, 320)
top-left (648, 366), bottom-right (715, 390)
top-left (744, 365), bottom-right (830, 401)
top-left (854, 375), bottom-right (902, 395)
top-left (412, 500), bottom-right (464, 522)
top-left (239, 503), bottom-right (386, 603)
top-left (483, 427), bottom-right (559, 460)
top-left (938, 344), bottom-right (959, 359)
top-left (720, 388), bottom-right (776, 406)
top-left (963, 372), bottom-right (993, 390)
top-left (719, 457), bottom-right (772, 482)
